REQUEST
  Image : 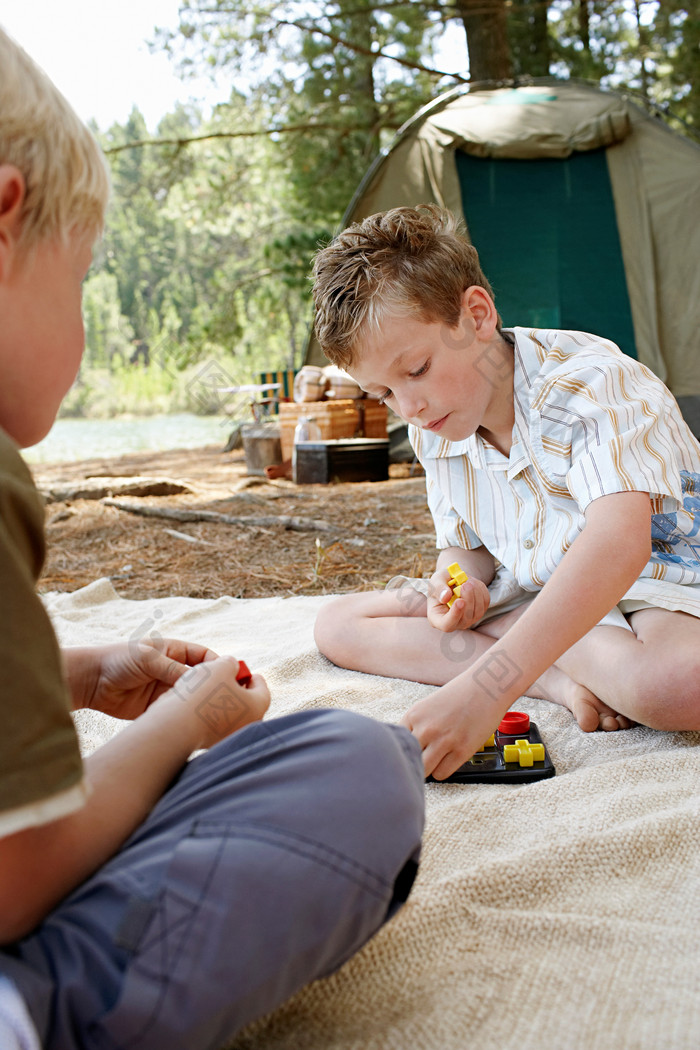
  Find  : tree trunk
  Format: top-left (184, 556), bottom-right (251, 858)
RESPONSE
top-left (454, 0), bottom-right (513, 82)
top-left (579, 0), bottom-right (591, 53)
top-left (344, 1), bottom-right (382, 160)
top-left (525, 0), bottom-right (550, 77)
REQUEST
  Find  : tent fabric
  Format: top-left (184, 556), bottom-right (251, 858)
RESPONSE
top-left (456, 150), bottom-right (638, 356)
top-left (306, 80), bottom-right (700, 403)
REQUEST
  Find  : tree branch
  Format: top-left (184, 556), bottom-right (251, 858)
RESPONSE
top-left (276, 16), bottom-right (468, 82)
top-left (102, 120), bottom-right (390, 154)
top-left (103, 499), bottom-right (336, 533)
top-left (176, 3), bottom-right (468, 81)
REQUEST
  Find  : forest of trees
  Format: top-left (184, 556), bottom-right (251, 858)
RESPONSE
top-left (72, 0), bottom-right (699, 417)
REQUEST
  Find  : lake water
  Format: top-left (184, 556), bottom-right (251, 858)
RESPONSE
top-left (23, 414), bottom-right (235, 465)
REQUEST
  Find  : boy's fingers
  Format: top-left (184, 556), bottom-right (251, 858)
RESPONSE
top-left (152, 651), bottom-right (195, 688)
top-left (146, 649), bottom-right (233, 692)
top-left (163, 639), bottom-right (220, 666)
top-left (137, 638), bottom-right (219, 674)
top-left (427, 749), bottom-right (464, 781)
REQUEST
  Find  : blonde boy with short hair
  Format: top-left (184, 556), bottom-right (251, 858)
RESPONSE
top-left (0, 29), bottom-right (423, 1049)
top-left (312, 205), bottom-right (700, 781)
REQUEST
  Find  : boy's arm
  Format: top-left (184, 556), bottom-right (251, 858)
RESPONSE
top-left (404, 490), bottom-right (652, 779)
top-left (435, 545), bottom-right (496, 582)
top-left (0, 658), bottom-right (270, 944)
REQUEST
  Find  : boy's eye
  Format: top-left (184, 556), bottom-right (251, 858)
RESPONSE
top-left (378, 389), bottom-right (392, 405)
top-left (410, 360), bottom-right (429, 378)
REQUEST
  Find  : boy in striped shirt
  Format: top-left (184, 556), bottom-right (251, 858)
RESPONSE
top-left (312, 205), bottom-right (700, 781)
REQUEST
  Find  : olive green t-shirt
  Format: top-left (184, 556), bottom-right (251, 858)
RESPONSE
top-left (0, 428), bottom-right (84, 837)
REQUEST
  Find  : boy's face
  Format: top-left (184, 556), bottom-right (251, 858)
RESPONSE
top-left (349, 287), bottom-right (512, 445)
top-left (0, 228), bottom-right (93, 447)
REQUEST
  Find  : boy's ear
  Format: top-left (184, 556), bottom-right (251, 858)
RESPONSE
top-left (461, 285), bottom-right (499, 340)
top-left (0, 165), bottom-right (26, 279)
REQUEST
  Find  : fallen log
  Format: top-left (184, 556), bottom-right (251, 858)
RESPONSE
top-left (103, 498), bottom-right (334, 533)
top-left (42, 477), bottom-right (192, 503)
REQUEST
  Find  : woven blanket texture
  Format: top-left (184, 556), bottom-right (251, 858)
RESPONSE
top-left (44, 579), bottom-right (700, 1050)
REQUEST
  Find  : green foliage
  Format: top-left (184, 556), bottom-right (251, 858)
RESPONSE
top-left (75, 0), bottom-right (697, 421)
top-left (548, 1), bottom-right (699, 130)
top-left (82, 270), bottom-right (134, 368)
top-left (161, 1), bottom-right (442, 225)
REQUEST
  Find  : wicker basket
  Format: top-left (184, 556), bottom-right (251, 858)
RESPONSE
top-left (278, 399), bottom-right (388, 460)
top-left (279, 400), bottom-right (358, 460)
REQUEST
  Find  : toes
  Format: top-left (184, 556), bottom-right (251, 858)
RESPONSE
top-left (573, 700), bottom-right (602, 733)
top-left (574, 700), bottom-right (632, 733)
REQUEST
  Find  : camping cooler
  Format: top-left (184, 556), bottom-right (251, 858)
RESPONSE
top-left (294, 438), bottom-right (390, 484)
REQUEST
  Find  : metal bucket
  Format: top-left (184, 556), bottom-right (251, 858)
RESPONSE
top-left (241, 423), bottom-right (283, 476)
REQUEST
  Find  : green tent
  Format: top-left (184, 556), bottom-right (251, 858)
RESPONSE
top-left (306, 80), bottom-right (700, 432)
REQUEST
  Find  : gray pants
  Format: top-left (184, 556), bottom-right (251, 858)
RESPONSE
top-left (1, 709), bottom-right (424, 1050)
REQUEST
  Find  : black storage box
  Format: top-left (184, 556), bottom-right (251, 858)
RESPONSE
top-left (295, 438), bottom-right (390, 484)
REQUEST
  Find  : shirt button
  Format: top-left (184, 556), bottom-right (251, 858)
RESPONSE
top-left (523, 539), bottom-right (534, 549)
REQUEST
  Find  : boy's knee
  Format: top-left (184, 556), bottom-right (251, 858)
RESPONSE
top-left (630, 657), bottom-right (700, 731)
top-left (302, 709), bottom-right (425, 854)
top-left (313, 595), bottom-right (356, 663)
top-left (334, 709), bottom-right (422, 777)
top-left (313, 709), bottom-right (423, 798)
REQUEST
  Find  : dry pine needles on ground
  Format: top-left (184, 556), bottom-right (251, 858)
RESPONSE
top-left (33, 445), bottom-right (436, 600)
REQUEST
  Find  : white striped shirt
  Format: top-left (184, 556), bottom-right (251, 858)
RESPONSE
top-left (410, 328), bottom-right (700, 604)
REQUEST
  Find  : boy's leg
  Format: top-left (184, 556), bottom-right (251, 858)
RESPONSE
top-left (4, 709), bottom-right (424, 1050)
top-left (315, 589), bottom-right (496, 684)
top-left (315, 590), bottom-right (633, 730)
top-left (555, 607), bottom-right (700, 730)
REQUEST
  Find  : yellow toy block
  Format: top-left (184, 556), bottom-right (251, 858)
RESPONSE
top-left (503, 738), bottom-right (545, 767)
top-left (446, 561), bottom-right (469, 608)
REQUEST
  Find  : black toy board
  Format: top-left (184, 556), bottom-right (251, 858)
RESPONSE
top-left (427, 713), bottom-right (555, 785)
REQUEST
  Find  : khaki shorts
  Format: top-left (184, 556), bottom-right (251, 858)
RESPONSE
top-left (387, 565), bottom-right (700, 633)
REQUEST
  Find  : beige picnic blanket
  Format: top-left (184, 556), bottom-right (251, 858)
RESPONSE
top-left (44, 578), bottom-right (700, 1050)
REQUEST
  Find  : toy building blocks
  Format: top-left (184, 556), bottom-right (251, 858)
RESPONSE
top-left (236, 660), bottom-right (253, 688)
top-left (497, 711), bottom-right (530, 735)
top-left (446, 562), bottom-right (469, 608)
top-left (427, 711), bottom-right (555, 784)
top-left (502, 739), bottom-right (546, 767)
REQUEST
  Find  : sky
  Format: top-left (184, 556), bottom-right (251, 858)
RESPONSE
top-left (2, 1), bottom-right (469, 133)
top-left (1, 0), bottom-right (222, 130)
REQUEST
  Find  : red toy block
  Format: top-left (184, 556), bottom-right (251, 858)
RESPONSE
top-left (236, 659), bottom-right (252, 687)
top-left (498, 711), bottom-right (530, 735)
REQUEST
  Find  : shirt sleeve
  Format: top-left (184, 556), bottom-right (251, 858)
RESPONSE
top-left (0, 435), bottom-right (85, 838)
top-left (532, 348), bottom-right (695, 513)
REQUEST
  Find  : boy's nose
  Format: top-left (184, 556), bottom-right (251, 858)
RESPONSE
top-left (396, 390), bottom-right (427, 424)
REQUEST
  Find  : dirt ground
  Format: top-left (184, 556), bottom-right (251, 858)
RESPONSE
top-left (32, 445), bottom-right (436, 600)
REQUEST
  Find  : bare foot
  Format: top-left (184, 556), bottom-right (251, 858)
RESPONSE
top-left (475, 607), bottom-right (634, 731)
top-left (534, 664), bottom-right (634, 732)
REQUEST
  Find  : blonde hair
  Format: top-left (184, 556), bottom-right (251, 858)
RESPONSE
top-left (0, 26), bottom-right (110, 252)
top-left (312, 205), bottom-right (500, 368)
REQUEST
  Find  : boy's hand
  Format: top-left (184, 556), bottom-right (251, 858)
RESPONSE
top-left (401, 687), bottom-right (501, 780)
top-left (69, 639), bottom-right (237, 720)
top-left (159, 656), bottom-right (271, 750)
top-left (426, 568), bottom-right (490, 633)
